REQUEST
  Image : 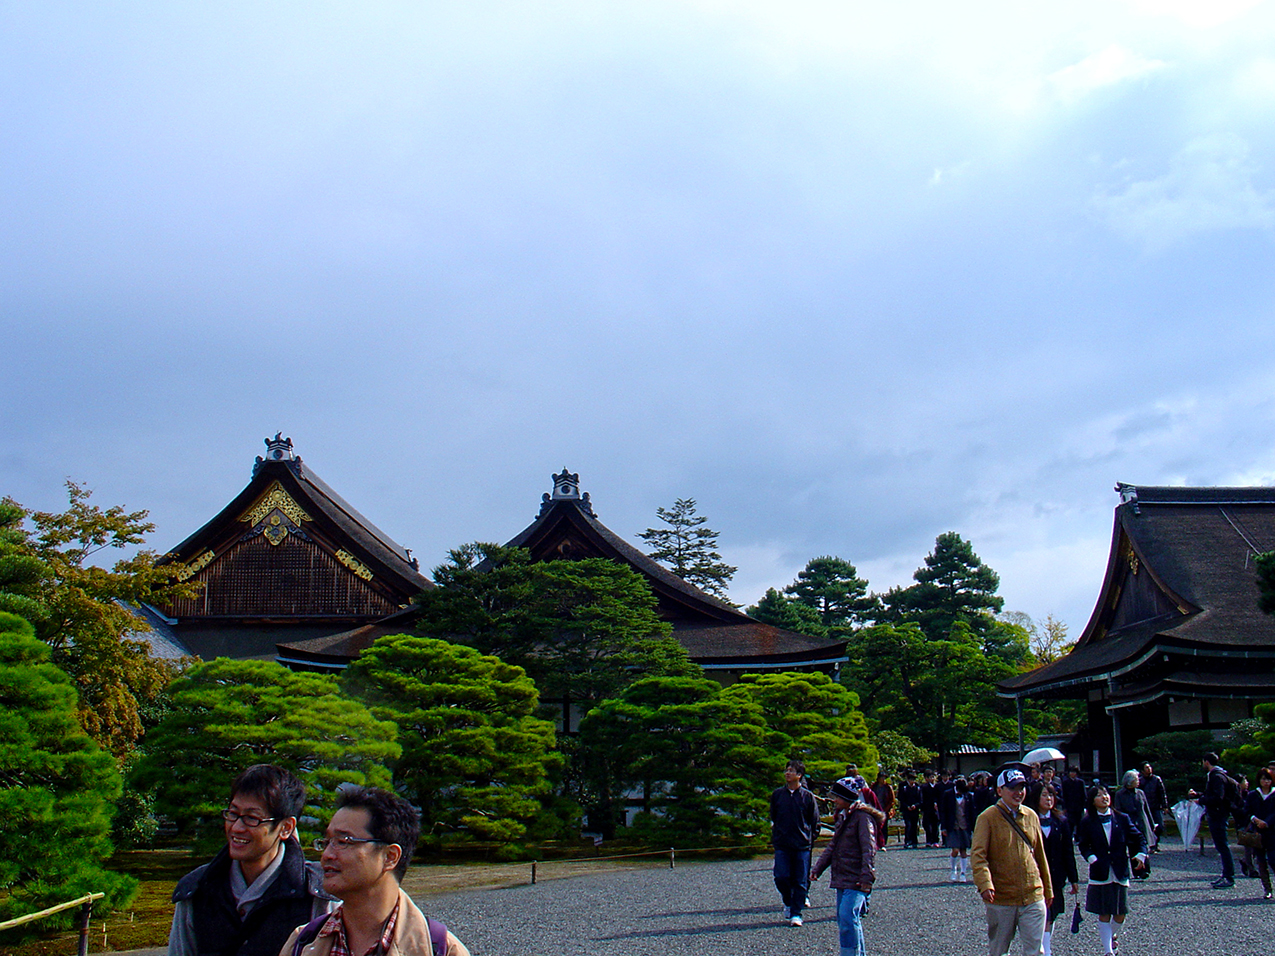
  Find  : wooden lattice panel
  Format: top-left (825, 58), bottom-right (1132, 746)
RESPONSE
top-left (166, 535), bottom-right (398, 618)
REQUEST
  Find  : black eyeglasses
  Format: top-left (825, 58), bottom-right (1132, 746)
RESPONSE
top-left (312, 835), bottom-right (391, 852)
top-left (222, 809), bottom-right (279, 828)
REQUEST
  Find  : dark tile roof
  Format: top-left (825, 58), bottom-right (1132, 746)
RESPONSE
top-left (118, 601), bottom-right (195, 659)
top-left (1002, 484), bottom-right (1275, 695)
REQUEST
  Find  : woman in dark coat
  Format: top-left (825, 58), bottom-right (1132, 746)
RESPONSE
top-left (1112, 770), bottom-right (1156, 879)
top-left (1243, 768), bottom-right (1275, 900)
top-left (1077, 785), bottom-right (1148, 956)
top-left (1029, 785), bottom-right (1078, 956)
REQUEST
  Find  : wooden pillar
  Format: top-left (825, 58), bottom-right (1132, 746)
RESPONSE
top-left (1111, 709), bottom-right (1124, 781)
top-left (1016, 697), bottom-right (1025, 759)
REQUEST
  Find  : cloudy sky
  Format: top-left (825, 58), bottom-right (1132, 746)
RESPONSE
top-left (5, 0), bottom-right (1275, 637)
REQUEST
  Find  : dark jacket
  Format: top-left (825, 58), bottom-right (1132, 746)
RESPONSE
top-left (1139, 772), bottom-right (1167, 815)
top-left (1061, 776), bottom-right (1087, 820)
top-left (899, 782), bottom-right (922, 814)
top-left (1244, 788), bottom-right (1275, 849)
top-left (939, 788), bottom-right (974, 833)
top-left (971, 785), bottom-right (996, 818)
top-left (1038, 812), bottom-right (1079, 891)
top-left (770, 784), bottom-right (820, 851)
top-left (171, 839), bottom-right (334, 956)
top-left (1077, 810), bottom-right (1146, 884)
top-left (1201, 765), bottom-right (1232, 814)
top-left (920, 781), bottom-right (940, 819)
top-left (812, 803), bottom-right (886, 889)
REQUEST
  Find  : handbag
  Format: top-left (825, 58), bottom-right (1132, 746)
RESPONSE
top-left (1238, 825), bottom-right (1264, 849)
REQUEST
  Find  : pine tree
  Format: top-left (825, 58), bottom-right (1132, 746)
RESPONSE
top-left (131, 658), bottom-right (399, 848)
top-left (722, 671), bottom-right (877, 784)
top-left (878, 532), bottom-right (1004, 643)
top-left (578, 675), bottom-right (771, 842)
top-left (0, 612), bottom-right (136, 927)
top-left (342, 634), bottom-right (560, 844)
top-left (419, 544), bottom-right (696, 708)
top-left (638, 498), bottom-right (737, 600)
top-left (746, 587), bottom-right (827, 638)
top-left (784, 556), bottom-right (878, 631)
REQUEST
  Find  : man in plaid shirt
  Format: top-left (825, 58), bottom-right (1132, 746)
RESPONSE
top-left (281, 788), bottom-right (470, 956)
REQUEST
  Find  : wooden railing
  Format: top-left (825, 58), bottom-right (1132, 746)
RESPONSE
top-left (0, 892), bottom-right (105, 956)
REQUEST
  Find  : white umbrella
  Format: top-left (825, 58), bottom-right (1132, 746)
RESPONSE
top-left (1023, 746), bottom-right (1065, 764)
top-left (1173, 799), bottom-right (1204, 849)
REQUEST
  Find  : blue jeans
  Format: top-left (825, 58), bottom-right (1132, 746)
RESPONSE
top-left (1207, 809), bottom-right (1235, 879)
top-left (836, 887), bottom-right (868, 956)
top-left (773, 847), bottom-right (811, 916)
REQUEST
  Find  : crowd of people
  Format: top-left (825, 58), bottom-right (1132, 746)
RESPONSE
top-left (770, 754), bottom-right (1275, 956)
top-left (165, 754), bottom-right (1275, 956)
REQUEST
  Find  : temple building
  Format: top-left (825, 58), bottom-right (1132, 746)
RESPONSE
top-left (278, 469), bottom-right (849, 701)
top-left (153, 435), bottom-right (430, 660)
top-left (999, 483), bottom-right (1275, 775)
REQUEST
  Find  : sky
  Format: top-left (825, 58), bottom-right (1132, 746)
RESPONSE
top-left (4, 0), bottom-right (1275, 639)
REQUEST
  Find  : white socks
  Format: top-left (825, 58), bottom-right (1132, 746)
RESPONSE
top-left (1042, 929), bottom-right (1052, 956)
top-left (1099, 921), bottom-right (1114, 954)
top-left (951, 858), bottom-right (959, 880)
top-left (960, 857), bottom-right (968, 880)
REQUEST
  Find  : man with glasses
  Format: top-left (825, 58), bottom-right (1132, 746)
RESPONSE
top-left (284, 786), bottom-right (470, 956)
top-left (970, 768), bottom-right (1052, 956)
top-left (170, 764), bottom-right (336, 956)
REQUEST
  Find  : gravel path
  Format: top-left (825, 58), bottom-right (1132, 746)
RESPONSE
top-left (105, 840), bottom-right (1272, 956)
top-left (425, 841), bottom-right (1272, 955)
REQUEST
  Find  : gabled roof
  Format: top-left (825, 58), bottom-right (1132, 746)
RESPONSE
top-left (278, 470), bottom-right (847, 672)
top-left (1001, 483), bottom-right (1275, 697)
top-left (160, 436), bottom-right (430, 620)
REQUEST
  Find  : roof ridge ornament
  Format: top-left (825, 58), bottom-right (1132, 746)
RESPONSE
top-left (254, 433), bottom-right (297, 475)
top-left (1116, 482), bottom-right (1140, 514)
top-left (540, 468), bottom-right (596, 517)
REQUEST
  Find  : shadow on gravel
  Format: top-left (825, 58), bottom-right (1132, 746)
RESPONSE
top-left (637, 905), bottom-right (776, 919)
top-left (600, 916), bottom-right (835, 940)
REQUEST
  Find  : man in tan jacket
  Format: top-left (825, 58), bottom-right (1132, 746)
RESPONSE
top-left (279, 787), bottom-right (470, 956)
top-left (971, 768), bottom-right (1053, 956)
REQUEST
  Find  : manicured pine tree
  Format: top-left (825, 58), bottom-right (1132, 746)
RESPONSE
top-left (578, 675), bottom-right (772, 842)
top-left (0, 612), bottom-right (136, 927)
top-left (342, 633), bottom-right (560, 845)
top-left (721, 671), bottom-right (877, 784)
top-left (131, 658), bottom-right (399, 848)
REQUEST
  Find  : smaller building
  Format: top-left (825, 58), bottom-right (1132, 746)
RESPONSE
top-left (155, 435), bottom-right (431, 659)
top-left (1000, 483), bottom-right (1275, 775)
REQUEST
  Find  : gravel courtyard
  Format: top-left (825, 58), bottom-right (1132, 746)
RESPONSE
top-left (426, 841), bottom-right (1273, 955)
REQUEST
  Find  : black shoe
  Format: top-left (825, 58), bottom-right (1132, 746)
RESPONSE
top-left (1212, 877), bottom-right (1235, 888)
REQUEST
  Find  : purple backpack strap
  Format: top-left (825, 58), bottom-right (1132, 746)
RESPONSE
top-left (426, 917), bottom-right (449, 955)
top-left (291, 912), bottom-right (331, 956)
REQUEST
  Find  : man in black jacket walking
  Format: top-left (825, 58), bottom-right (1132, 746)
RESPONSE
top-left (169, 764), bottom-right (336, 956)
top-left (1190, 753), bottom-right (1236, 888)
top-left (770, 759), bottom-right (820, 927)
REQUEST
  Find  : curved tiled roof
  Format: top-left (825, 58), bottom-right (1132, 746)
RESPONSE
top-left (1002, 484), bottom-right (1275, 696)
